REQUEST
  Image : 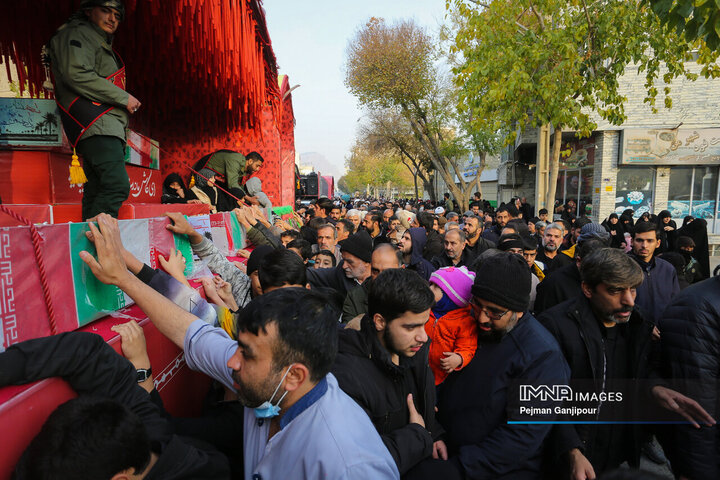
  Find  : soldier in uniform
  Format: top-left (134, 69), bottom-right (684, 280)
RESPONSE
top-left (48, 0), bottom-right (141, 220)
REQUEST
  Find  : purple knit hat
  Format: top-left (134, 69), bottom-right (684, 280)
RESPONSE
top-left (429, 266), bottom-right (476, 307)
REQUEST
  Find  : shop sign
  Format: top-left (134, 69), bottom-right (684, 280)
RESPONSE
top-left (620, 128), bottom-right (720, 165)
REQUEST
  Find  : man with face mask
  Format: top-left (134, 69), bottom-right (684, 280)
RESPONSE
top-left (538, 248), bottom-right (711, 480)
top-left (333, 269), bottom-right (446, 476)
top-left (77, 215), bottom-right (399, 480)
top-left (409, 253), bottom-right (569, 480)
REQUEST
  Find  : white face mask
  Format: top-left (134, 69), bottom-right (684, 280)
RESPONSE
top-left (253, 364), bottom-right (294, 419)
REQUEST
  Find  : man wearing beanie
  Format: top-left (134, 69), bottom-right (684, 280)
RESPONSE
top-left (306, 230), bottom-right (373, 297)
top-left (408, 252), bottom-right (569, 480)
top-left (425, 267), bottom-right (477, 385)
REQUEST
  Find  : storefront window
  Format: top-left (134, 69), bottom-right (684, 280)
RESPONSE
top-left (614, 167), bottom-right (654, 217)
top-left (668, 166), bottom-right (719, 230)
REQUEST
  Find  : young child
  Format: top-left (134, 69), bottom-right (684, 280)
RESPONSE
top-left (425, 266), bottom-right (478, 385)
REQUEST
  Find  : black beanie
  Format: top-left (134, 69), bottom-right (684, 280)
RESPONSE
top-left (340, 230), bottom-right (372, 263)
top-left (471, 252), bottom-right (530, 312)
top-left (247, 245), bottom-right (274, 275)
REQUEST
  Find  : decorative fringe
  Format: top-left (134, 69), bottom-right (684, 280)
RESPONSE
top-left (69, 149), bottom-right (87, 185)
top-left (0, 1), bottom-right (281, 136)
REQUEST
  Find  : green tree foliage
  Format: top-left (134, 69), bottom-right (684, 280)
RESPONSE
top-left (648, 0), bottom-right (720, 52)
top-left (345, 17), bottom-right (498, 210)
top-left (447, 0), bottom-right (719, 209)
top-left (340, 137), bottom-right (413, 197)
top-left (360, 109), bottom-right (436, 200)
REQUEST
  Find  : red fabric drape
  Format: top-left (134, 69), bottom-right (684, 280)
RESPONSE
top-left (0, 0), bottom-right (281, 139)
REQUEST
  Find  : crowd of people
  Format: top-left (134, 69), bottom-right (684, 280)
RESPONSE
top-left (2, 189), bottom-right (719, 480)
top-left (20, 1), bottom-right (717, 478)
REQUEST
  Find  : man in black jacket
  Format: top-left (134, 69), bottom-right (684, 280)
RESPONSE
top-left (462, 214), bottom-right (495, 259)
top-left (629, 220), bottom-right (680, 326)
top-left (538, 248), bottom-right (712, 480)
top-left (1, 332), bottom-right (230, 479)
top-left (418, 211), bottom-right (444, 261)
top-left (534, 236), bottom-right (608, 314)
top-left (333, 268), bottom-right (446, 476)
top-left (431, 229), bottom-right (474, 269)
top-left (411, 252), bottom-right (570, 480)
top-left (659, 275), bottom-right (720, 480)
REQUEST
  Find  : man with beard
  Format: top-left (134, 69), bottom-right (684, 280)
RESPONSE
top-left (333, 269), bottom-right (446, 476)
top-left (431, 229), bottom-right (474, 269)
top-left (463, 214), bottom-right (495, 259)
top-left (342, 243), bottom-right (403, 322)
top-left (363, 211), bottom-right (391, 248)
top-left (482, 203), bottom-right (517, 244)
top-left (406, 253), bottom-right (569, 480)
top-left (537, 222), bottom-right (573, 274)
top-left (538, 248), bottom-right (710, 480)
top-left (630, 221), bottom-right (680, 326)
top-left (534, 225), bottom-right (610, 314)
top-left (306, 230), bottom-right (372, 296)
top-left (77, 215), bottom-right (398, 479)
top-left (398, 227), bottom-right (436, 280)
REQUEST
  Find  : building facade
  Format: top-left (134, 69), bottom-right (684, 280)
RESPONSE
top-left (506, 60), bottom-right (720, 246)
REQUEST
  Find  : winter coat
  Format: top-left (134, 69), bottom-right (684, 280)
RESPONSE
top-left (538, 296), bottom-right (662, 473)
top-left (425, 306), bottom-right (477, 385)
top-left (481, 224), bottom-right (501, 244)
top-left (0, 333), bottom-right (230, 479)
top-left (48, 18), bottom-right (129, 142)
top-left (658, 276), bottom-right (720, 480)
top-left (405, 227), bottom-right (436, 281)
top-left (533, 263), bottom-right (582, 314)
top-left (431, 249), bottom-right (474, 270)
top-left (332, 316), bottom-right (444, 475)
top-left (536, 249), bottom-right (573, 274)
top-left (629, 254), bottom-right (680, 325)
top-left (437, 314), bottom-right (570, 480)
top-left (464, 236), bottom-right (496, 259)
top-left (422, 230), bottom-right (444, 262)
top-left (341, 277), bottom-right (370, 322)
top-left (306, 260), bottom-right (362, 297)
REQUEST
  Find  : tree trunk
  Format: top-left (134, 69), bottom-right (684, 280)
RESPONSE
top-left (545, 126), bottom-right (563, 215)
top-left (413, 170), bottom-right (419, 199)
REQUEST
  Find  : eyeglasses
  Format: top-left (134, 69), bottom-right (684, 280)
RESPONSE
top-left (470, 300), bottom-right (510, 321)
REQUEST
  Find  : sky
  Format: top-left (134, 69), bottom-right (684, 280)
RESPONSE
top-left (262, 0), bottom-right (448, 180)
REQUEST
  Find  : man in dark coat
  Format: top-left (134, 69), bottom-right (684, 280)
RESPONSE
top-left (431, 229), bottom-right (474, 269)
top-left (398, 227), bottom-right (436, 280)
top-left (538, 248), bottom-right (711, 479)
top-left (418, 212), bottom-right (444, 261)
top-left (629, 221), bottom-right (680, 325)
top-left (406, 253), bottom-right (570, 480)
top-left (462, 214), bottom-right (495, 259)
top-left (534, 231), bottom-right (609, 314)
top-left (333, 269), bottom-right (446, 476)
top-left (306, 230), bottom-right (373, 296)
top-left (342, 243), bottom-right (402, 322)
top-left (537, 222), bottom-right (574, 274)
top-left (659, 275), bottom-right (720, 480)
